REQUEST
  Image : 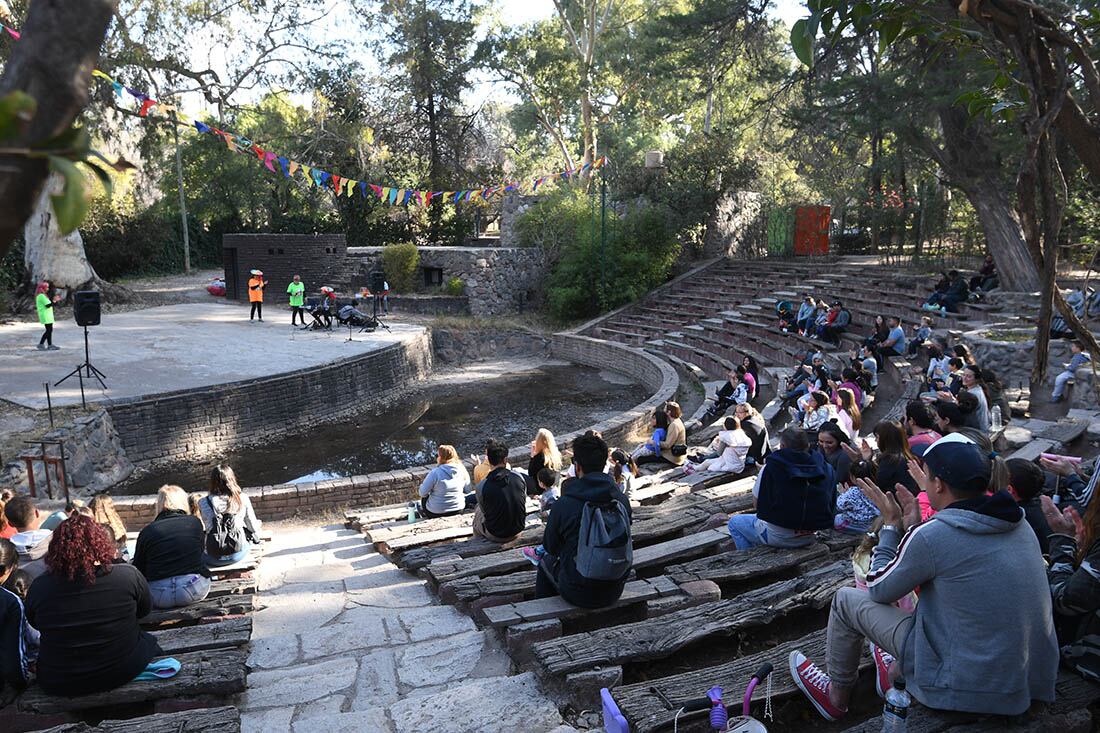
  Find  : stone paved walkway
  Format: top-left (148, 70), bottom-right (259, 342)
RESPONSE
top-left (238, 523), bottom-right (578, 733)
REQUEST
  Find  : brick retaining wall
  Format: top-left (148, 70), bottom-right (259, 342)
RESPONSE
top-left (109, 333), bottom-right (679, 527)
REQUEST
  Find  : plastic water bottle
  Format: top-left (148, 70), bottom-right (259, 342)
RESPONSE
top-left (991, 405), bottom-right (1003, 432)
top-left (882, 677), bottom-right (911, 732)
top-left (407, 502), bottom-right (417, 524)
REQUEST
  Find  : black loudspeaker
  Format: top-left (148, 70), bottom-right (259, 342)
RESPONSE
top-left (369, 271), bottom-right (386, 292)
top-left (74, 290), bottom-right (101, 327)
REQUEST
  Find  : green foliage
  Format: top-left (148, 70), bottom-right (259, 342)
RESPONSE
top-left (445, 276), bottom-right (464, 296)
top-left (381, 242), bottom-right (420, 293)
top-left (520, 188), bottom-right (680, 322)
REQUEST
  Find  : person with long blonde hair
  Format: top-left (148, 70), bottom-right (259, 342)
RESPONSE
top-left (200, 464), bottom-right (261, 567)
top-left (835, 387), bottom-right (862, 440)
top-left (418, 444), bottom-right (471, 518)
top-left (527, 428), bottom-right (563, 495)
top-left (132, 485), bottom-right (211, 609)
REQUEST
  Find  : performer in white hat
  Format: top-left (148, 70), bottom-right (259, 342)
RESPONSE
top-left (248, 269), bottom-right (267, 321)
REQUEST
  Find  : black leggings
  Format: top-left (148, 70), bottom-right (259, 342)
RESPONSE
top-left (635, 453), bottom-right (674, 466)
top-left (419, 496), bottom-right (463, 519)
top-left (291, 306), bottom-right (307, 325)
top-left (39, 323), bottom-right (52, 345)
top-left (250, 302), bottom-right (262, 320)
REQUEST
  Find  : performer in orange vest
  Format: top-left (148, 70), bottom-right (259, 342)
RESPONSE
top-left (248, 269), bottom-right (267, 321)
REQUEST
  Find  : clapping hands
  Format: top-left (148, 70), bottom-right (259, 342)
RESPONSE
top-left (1040, 496), bottom-right (1084, 542)
top-left (855, 477), bottom-right (921, 533)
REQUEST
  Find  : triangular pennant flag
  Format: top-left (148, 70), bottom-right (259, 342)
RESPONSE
top-left (263, 151), bottom-right (278, 173)
top-left (194, 121), bottom-right (211, 134)
top-left (288, 161), bottom-right (300, 177)
top-left (381, 186), bottom-right (392, 203)
top-left (277, 157), bottom-right (290, 177)
top-left (251, 144), bottom-right (265, 161)
top-left (138, 99), bottom-right (156, 117)
top-left (301, 165), bottom-right (314, 184)
top-left (111, 81), bottom-right (124, 97)
top-left (309, 169), bottom-right (323, 186)
top-left (359, 182), bottom-right (368, 198)
top-left (92, 70), bottom-right (113, 82)
top-left (218, 132), bottom-right (237, 153)
top-left (370, 184), bottom-right (382, 199)
top-left (125, 86), bottom-right (147, 101)
top-left (388, 187), bottom-right (399, 205)
top-left (331, 174), bottom-right (342, 192)
top-left (443, 191), bottom-right (454, 202)
top-left (318, 171), bottom-right (331, 187)
top-left (401, 189), bottom-right (414, 205)
top-left (4, 26), bottom-right (21, 40)
top-left (345, 179), bottom-right (357, 197)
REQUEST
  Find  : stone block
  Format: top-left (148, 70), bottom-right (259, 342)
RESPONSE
top-left (350, 648), bottom-right (400, 710)
top-left (395, 630), bottom-right (510, 688)
top-left (240, 657), bottom-right (359, 710)
top-left (470, 592), bottom-right (525, 618)
top-left (565, 666), bottom-right (623, 709)
top-left (387, 672), bottom-right (562, 733)
top-left (506, 619), bottom-right (562, 660)
top-left (292, 709), bottom-right (392, 733)
top-left (647, 580), bottom-right (720, 617)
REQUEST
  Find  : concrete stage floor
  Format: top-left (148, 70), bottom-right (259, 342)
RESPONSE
top-left (0, 302), bottom-right (425, 409)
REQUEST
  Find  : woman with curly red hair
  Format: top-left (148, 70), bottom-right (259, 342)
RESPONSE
top-left (24, 514), bottom-right (161, 696)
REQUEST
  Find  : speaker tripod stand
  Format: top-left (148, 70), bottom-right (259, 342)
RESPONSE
top-left (55, 326), bottom-right (107, 407)
top-left (370, 294), bottom-right (391, 333)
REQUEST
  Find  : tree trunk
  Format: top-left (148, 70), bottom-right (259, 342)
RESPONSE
top-left (0, 0), bottom-right (117, 263)
top-left (935, 105), bottom-right (1043, 291)
top-left (580, 81), bottom-right (596, 167)
top-left (23, 174), bottom-right (98, 289)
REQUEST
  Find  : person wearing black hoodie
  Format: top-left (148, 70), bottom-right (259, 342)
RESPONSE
top-left (727, 427), bottom-right (836, 550)
top-left (472, 440), bottom-right (528, 543)
top-left (535, 433), bottom-right (632, 608)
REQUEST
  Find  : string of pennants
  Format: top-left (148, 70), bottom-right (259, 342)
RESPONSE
top-left (0, 23), bottom-right (608, 206)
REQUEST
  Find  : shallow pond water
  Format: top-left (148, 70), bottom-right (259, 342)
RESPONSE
top-left (116, 363), bottom-right (642, 495)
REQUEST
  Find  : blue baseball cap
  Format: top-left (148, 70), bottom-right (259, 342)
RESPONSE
top-left (921, 433), bottom-right (990, 493)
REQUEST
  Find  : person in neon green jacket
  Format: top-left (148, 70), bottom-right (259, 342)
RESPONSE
top-left (287, 275), bottom-right (307, 326)
top-left (34, 281), bottom-right (61, 351)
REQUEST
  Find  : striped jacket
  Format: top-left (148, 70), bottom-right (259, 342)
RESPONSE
top-left (1048, 533), bottom-right (1100, 641)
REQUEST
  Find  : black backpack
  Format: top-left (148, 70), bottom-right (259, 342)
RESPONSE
top-left (204, 497), bottom-right (244, 557)
top-left (574, 499), bottom-right (633, 582)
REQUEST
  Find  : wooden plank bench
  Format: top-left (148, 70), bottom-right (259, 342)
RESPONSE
top-left (481, 576), bottom-right (682, 628)
top-left (364, 512), bottom-right (474, 542)
top-left (140, 593), bottom-right (253, 629)
top-left (665, 542), bottom-right (830, 586)
top-left (395, 526), bottom-right (545, 571)
top-left (531, 560), bottom-right (851, 676)
top-left (33, 706), bottom-right (241, 733)
top-left (1007, 438), bottom-right (1059, 463)
top-left (612, 627), bottom-right (871, 733)
top-left (1037, 418), bottom-right (1090, 444)
top-left (17, 649), bottom-right (248, 714)
top-left (151, 616), bottom-right (252, 654)
top-left (206, 577), bottom-right (256, 598)
top-left (377, 525), bottom-right (477, 554)
top-left (344, 502), bottom-right (410, 530)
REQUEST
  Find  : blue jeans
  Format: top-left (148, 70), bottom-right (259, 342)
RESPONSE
top-left (147, 573), bottom-right (212, 609)
top-left (203, 547), bottom-right (248, 567)
top-left (727, 514), bottom-right (816, 550)
top-left (1053, 370), bottom-right (1074, 399)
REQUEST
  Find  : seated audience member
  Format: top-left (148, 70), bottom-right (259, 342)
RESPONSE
top-left (4, 497), bottom-right (51, 580)
top-left (862, 314), bottom-right (889, 350)
top-left (818, 422), bottom-right (853, 487)
top-left (187, 493), bottom-right (204, 523)
top-left (739, 363), bottom-right (757, 401)
top-left (830, 368), bottom-right (865, 411)
top-left (1052, 341), bottom-right (1092, 404)
top-left (526, 429), bottom-right (563, 495)
top-left (905, 400), bottom-right (941, 450)
top-left (535, 433), bottom-right (632, 608)
top-left (907, 317), bottom-right (933, 356)
top-left (631, 410), bottom-right (668, 462)
top-left (970, 255), bottom-right (998, 293)
top-left (636, 402), bottom-right (687, 467)
top-left (727, 427), bottom-right (835, 551)
top-left (799, 391), bottom-right (835, 433)
top-left (811, 300), bottom-right (830, 337)
top-left (735, 403), bottom-right (771, 465)
top-left (960, 366), bottom-right (992, 431)
top-left (820, 302), bottom-right (851, 345)
top-left (1040, 455), bottom-right (1097, 513)
top-left (472, 440), bottom-right (527, 543)
top-left (851, 346), bottom-right (879, 392)
top-left (924, 269), bottom-right (969, 313)
top-left (1044, 494), bottom-right (1100, 672)
top-left (535, 468), bottom-right (561, 520)
top-left (89, 495), bottom-right (128, 559)
top-left (26, 514), bottom-right (162, 697)
top-left (874, 316), bottom-right (907, 366)
top-left (851, 422), bottom-right (919, 496)
top-left (833, 387), bottom-right (862, 440)
top-left (0, 490), bottom-right (16, 540)
top-left (835, 459), bottom-right (881, 534)
top-left (39, 499), bottom-right (85, 532)
top-left (924, 345), bottom-right (950, 390)
top-left (200, 465), bottom-right (262, 567)
top-left (418, 445), bottom-right (471, 518)
top-left (132, 486), bottom-right (211, 609)
top-left (796, 295), bottom-right (816, 335)
top-left (0, 538), bottom-right (38, 690)
top-left (1006, 459), bottom-right (1052, 553)
top-left (790, 433), bottom-right (1058, 721)
top-left (784, 352), bottom-right (826, 400)
top-left (705, 370), bottom-right (749, 420)
top-left (4, 568), bottom-right (33, 601)
top-left (609, 450), bottom-right (638, 498)
top-left (777, 299), bottom-right (795, 331)
top-left (687, 417), bottom-right (752, 475)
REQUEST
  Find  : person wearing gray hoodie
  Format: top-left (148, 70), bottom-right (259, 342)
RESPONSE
top-left (789, 433), bottom-right (1059, 721)
top-left (4, 496), bottom-right (52, 581)
top-left (417, 445), bottom-right (471, 518)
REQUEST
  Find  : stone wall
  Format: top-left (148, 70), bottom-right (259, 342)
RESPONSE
top-left (432, 328), bottom-right (552, 365)
top-left (961, 326), bottom-right (1096, 407)
top-left (1, 410), bottom-right (133, 498)
top-left (222, 234), bottom-right (349, 303)
top-left (388, 294), bottom-right (470, 316)
top-left (703, 191), bottom-right (765, 258)
top-left (107, 333), bottom-right (678, 527)
top-left (106, 331), bottom-right (433, 465)
top-left (498, 194), bottom-right (544, 247)
top-left (347, 246), bottom-right (547, 316)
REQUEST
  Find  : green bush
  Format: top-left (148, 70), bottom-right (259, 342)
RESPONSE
top-left (445, 276), bottom-right (464, 296)
top-left (519, 189), bottom-right (681, 322)
top-left (381, 242), bottom-right (419, 293)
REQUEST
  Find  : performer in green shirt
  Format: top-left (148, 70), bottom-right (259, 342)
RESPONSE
top-left (287, 275), bottom-right (307, 326)
top-left (35, 281), bottom-right (61, 351)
